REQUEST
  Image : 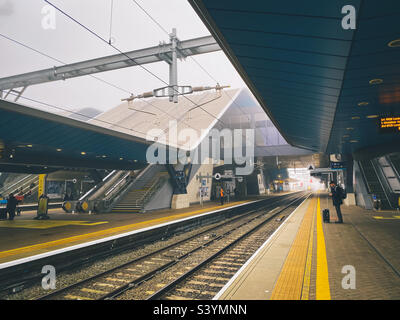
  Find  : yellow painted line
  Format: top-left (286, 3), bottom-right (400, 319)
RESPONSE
top-left (373, 216), bottom-right (400, 220)
top-left (301, 197), bottom-right (316, 300)
top-left (316, 196), bottom-right (331, 300)
top-left (0, 201), bottom-right (249, 259)
top-left (270, 196), bottom-right (316, 300)
top-left (0, 220), bottom-right (108, 229)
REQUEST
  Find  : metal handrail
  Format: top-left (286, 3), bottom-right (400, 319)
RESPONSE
top-left (135, 175), bottom-right (168, 208)
top-left (104, 172), bottom-right (131, 199)
top-left (104, 165), bottom-right (154, 211)
top-left (358, 160), bottom-right (372, 194)
top-left (387, 155), bottom-right (400, 190)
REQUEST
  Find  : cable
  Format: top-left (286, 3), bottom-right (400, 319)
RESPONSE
top-left (0, 32), bottom-right (191, 137)
top-left (0, 32), bottom-right (132, 95)
top-left (43, 0), bottom-right (225, 126)
top-left (1, 91), bottom-right (158, 139)
top-left (128, 0), bottom-right (251, 123)
top-left (131, 0), bottom-right (169, 36)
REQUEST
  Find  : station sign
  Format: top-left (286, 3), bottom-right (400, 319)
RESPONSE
top-left (379, 116), bottom-right (400, 133)
top-left (330, 161), bottom-right (346, 170)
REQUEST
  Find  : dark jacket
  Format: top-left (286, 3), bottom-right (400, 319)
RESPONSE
top-left (331, 186), bottom-right (344, 206)
top-left (6, 195), bottom-right (18, 210)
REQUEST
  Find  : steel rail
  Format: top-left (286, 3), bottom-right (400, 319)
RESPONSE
top-left (35, 193), bottom-right (304, 300)
top-left (146, 193), bottom-right (308, 300)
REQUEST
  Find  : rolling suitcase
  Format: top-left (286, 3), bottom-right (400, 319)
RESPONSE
top-left (322, 194), bottom-right (330, 223)
top-left (323, 209), bottom-right (330, 223)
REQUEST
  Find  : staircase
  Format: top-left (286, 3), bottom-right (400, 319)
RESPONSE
top-left (359, 160), bottom-right (392, 209)
top-left (111, 167), bottom-right (169, 213)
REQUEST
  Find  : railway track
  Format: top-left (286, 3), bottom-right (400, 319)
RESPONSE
top-left (36, 192), bottom-right (309, 300)
top-left (1, 195), bottom-right (281, 297)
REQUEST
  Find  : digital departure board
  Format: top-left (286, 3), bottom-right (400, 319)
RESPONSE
top-left (379, 116), bottom-right (400, 133)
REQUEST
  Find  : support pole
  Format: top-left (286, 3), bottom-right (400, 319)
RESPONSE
top-left (169, 28), bottom-right (178, 103)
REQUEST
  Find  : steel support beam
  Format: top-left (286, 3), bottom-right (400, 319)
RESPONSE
top-left (0, 35), bottom-right (220, 91)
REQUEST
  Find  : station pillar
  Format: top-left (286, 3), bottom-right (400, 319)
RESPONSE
top-left (344, 155), bottom-right (356, 206)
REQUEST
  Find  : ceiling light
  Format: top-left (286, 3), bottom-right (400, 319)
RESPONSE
top-left (134, 160), bottom-right (138, 162)
top-left (102, 155), bottom-right (107, 158)
top-left (369, 78), bottom-right (383, 85)
top-left (366, 115), bottom-right (379, 118)
top-left (351, 116), bottom-right (360, 120)
top-left (119, 157), bottom-right (123, 160)
top-left (350, 140), bottom-right (358, 143)
top-left (358, 101), bottom-right (369, 106)
top-left (388, 39), bottom-right (400, 48)
top-left (56, 148), bottom-right (62, 152)
top-left (81, 152), bottom-right (86, 155)
top-left (346, 127), bottom-right (354, 130)
top-left (27, 144), bottom-right (33, 147)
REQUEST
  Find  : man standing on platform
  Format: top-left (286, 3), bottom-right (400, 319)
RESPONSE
top-left (329, 181), bottom-right (344, 223)
top-left (6, 193), bottom-right (18, 221)
top-left (220, 187), bottom-right (225, 205)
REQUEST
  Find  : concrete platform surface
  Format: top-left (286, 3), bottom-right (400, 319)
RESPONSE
top-left (216, 192), bottom-right (400, 300)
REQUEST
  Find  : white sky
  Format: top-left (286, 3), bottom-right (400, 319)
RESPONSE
top-left (0, 0), bottom-right (248, 116)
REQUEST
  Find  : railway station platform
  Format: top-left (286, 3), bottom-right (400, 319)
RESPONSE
top-left (0, 195), bottom-right (282, 265)
top-left (216, 192), bottom-right (400, 300)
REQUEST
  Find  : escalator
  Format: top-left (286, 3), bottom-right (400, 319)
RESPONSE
top-left (72, 169), bottom-right (137, 213)
top-left (359, 159), bottom-right (393, 210)
top-left (389, 153), bottom-right (400, 180)
top-left (0, 174), bottom-right (39, 201)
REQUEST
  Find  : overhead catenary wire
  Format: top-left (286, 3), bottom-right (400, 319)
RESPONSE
top-left (0, 32), bottom-right (132, 95)
top-left (3, 91), bottom-right (158, 139)
top-left (129, 0), bottom-right (252, 123)
top-left (0, 32), bottom-right (193, 137)
top-left (43, 0), bottom-right (225, 126)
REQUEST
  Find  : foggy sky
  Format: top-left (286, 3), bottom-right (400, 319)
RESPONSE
top-left (0, 0), bottom-right (247, 116)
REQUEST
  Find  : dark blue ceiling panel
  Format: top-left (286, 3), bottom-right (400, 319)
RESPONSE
top-left (190, 0), bottom-right (400, 156)
top-left (0, 99), bottom-right (151, 171)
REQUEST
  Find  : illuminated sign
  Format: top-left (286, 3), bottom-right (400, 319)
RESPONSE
top-left (380, 116), bottom-right (400, 133)
top-left (330, 162), bottom-right (345, 169)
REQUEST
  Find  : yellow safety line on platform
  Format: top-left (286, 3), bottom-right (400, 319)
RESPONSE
top-left (0, 201), bottom-right (249, 260)
top-left (0, 220), bottom-right (108, 229)
top-left (301, 196), bottom-right (316, 300)
top-left (316, 196), bottom-right (331, 300)
top-left (270, 196), bottom-right (316, 300)
top-left (373, 216), bottom-right (400, 220)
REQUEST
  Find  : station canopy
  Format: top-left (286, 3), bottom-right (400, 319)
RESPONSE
top-left (0, 88), bottom-right (310, 173)
top-left (189, 0), bottom-right (400, 159)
